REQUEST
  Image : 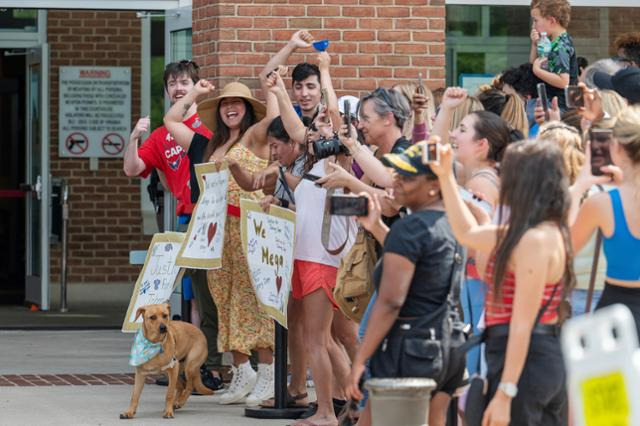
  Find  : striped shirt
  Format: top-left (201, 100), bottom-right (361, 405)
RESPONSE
top-left (484, 260), bottom-right (562, 327)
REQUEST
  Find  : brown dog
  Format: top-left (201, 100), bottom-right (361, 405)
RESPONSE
top-left (120, 303), bottom-right (213, 419)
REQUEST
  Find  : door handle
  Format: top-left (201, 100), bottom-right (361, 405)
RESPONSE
top-left (19, 175), bottom-right (42, 200)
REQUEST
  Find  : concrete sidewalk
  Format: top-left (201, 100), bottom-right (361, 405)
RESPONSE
top-left (0, 330), bottom-right (297, 426)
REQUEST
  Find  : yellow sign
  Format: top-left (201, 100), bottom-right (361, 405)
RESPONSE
top-left (581, 371), bottom-right (630, 426)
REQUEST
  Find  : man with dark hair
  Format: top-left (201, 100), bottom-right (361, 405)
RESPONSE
top-left (260, 30), bottom-right (322, 120)
top-left (123, 61), bottom-right (223, 390)
top-left (614, 32), bottom-right (640, 67)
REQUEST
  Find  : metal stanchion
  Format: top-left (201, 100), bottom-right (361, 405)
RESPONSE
top-left (60, 181), bottom-right (69, 313)
top-left (245, 321), bottom-right (307, 419)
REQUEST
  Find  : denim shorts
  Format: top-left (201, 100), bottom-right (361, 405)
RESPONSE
top-left (485, 332), bottom-right (568, 425)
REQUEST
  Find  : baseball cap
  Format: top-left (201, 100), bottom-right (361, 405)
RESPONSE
top-left (381, 141), bottom-right (436, 178)
top-left (593, 66), bottom-right (640, 104)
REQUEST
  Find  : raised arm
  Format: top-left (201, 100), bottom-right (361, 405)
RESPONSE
top-left (164, 80), bottom-right (215, 150)
top-left (431, 87), bottom-right (467, 143)
top-left (244, 69), bottom-right (283, 150)
top-left (317, 52), bottom-right (341, 129)
top-left (259, 30), bottom-right (313, 80)
top-left (430, 142), bottom-right (498, 254)
top-left (123, 116), bottom-right (150, 176)
top-left (266, 72), bottom-right (308, 144)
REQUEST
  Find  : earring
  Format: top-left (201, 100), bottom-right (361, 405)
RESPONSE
top-left (428, 189), bottom-right (437, 197)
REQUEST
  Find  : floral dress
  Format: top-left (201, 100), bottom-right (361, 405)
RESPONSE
top-left (207, 142), bottom-right (274, 355)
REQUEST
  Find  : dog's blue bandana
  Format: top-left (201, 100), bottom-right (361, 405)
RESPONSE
top-left (129, 328), bottom-right (163, 367)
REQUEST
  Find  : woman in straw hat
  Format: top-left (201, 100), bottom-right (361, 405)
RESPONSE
top-left (165, 76), bottom-right (279, 405)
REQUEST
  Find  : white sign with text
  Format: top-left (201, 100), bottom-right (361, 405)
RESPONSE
top-left (59, 66), bottom-right (131, 158)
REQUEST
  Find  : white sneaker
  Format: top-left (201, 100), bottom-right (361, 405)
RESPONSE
top-left (219, 361), bottom-right (257, 405)
top-left (245, 363), bottom-right (275, 406)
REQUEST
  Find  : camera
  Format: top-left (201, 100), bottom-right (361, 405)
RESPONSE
top-left (313, 135), bottom-right (349, 160)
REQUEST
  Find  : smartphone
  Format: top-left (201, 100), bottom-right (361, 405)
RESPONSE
top-left (537, 83), bottom-right (549, 120)
top-left (321, 88), bottom-right (331, 123)
top-left (302, 173), bottom-right (321, 182)
top-left (460, 187), bottom-right (493, 215)
top-left (416, 72), bottom-right (425, 95)
top-left (422, 140), bottom-right (440, 164)
top-left (343, 100), bottom-right (352, 129)
top-left (329, 195), bottom-right (368, 217)
top-left (589, 128), bottom-right (613, 176)
top-left (565, 85), bottom-right (584, 109)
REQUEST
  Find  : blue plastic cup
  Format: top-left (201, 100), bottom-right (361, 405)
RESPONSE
top-left (312, 39), bottom-right (330, 52)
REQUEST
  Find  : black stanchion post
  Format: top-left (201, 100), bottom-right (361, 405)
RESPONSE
top-left (245, 320), bottom-right (307, 419)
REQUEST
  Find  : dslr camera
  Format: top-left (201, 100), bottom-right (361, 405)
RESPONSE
top-left (313, 135), bottom-right (349, 160)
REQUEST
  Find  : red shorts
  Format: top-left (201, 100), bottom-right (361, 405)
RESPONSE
top-left (292, 259), bottom-right (339, 309)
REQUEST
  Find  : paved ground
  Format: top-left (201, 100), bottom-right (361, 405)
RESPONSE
top-left (0, 330), bottom-right (301, 426)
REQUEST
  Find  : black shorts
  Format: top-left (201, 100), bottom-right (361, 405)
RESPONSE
top-left (485, 332), bottom-right (567, 426)
top-left (369, 319), bottom-right (466, 396)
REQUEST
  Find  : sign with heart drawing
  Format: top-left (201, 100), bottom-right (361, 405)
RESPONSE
top-left (240, 199), bottom-right (296, 328)
top-left (176, 162), bottom-right (229, 269)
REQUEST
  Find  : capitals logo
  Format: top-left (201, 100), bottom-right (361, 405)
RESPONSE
top-left (164, 133), bottom-right (186, 171)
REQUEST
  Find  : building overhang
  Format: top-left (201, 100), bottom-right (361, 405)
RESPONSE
top-left (0, 0), bottom-right (190, 10)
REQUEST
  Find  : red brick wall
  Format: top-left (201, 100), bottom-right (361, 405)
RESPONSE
top-left (48, 11), bottom-right (147, 284)
top-left (192, 0), bottom-right (446, 96)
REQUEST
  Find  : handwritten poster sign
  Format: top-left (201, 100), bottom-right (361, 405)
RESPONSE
top-left (122, 232), bottom-right (185, 333)
top-left (176, 162), bottom-right (229, 269)
top-left (240, 199), bottom-right (296, 327)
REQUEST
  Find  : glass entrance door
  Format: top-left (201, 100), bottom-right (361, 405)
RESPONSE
top-left (162, 5), bottom-right (192, 233)
top-left (24, 44), bottom-right (50, 309)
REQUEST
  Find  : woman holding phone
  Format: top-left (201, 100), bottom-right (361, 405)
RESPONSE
top-left (570, 105), bottom-right (640, 337)
top-left (429, 139), bottom-right (573, 426)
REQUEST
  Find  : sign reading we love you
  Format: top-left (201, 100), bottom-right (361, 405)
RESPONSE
top-left (176, 162), bottom-right (229, 269)
top-left (122, 232), bottom-right (185, 333)
top-left (240, 199), bottom-right (296, 328)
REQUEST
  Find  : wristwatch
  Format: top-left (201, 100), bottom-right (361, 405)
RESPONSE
top-left (498, 382), bottom-right (518, 398)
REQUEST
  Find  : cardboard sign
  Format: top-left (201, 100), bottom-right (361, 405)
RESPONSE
top-left (240, 199), bottom-right (296, 328)
top-left (122, 232), bottom-right (185, 333)
top-left (176, 162), bottom-right (229, 269)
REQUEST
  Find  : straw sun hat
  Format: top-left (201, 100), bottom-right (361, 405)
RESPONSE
top-left (197, 82), bottom-right (266, 132)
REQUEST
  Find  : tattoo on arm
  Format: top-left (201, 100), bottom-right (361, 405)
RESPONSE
top-left (182, 103), bottom-right (192, 118)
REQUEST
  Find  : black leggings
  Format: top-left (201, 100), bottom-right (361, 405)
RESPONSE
top-left (595, 282), bottom-right (640, 339)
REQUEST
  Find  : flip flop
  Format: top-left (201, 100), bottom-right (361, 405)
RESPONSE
top-left (289, 419), bottom-right (337, 426)
top-left (260, 392), bottom-right (309, 408)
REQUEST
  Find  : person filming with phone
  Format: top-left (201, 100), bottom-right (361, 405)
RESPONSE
top-left (569, 104), bottom-right (640, 338)
top-left (345, 141), bottom-right (466, 426)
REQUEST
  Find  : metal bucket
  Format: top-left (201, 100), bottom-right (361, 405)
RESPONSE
top-left (366, 378), bottom-right (437, 426)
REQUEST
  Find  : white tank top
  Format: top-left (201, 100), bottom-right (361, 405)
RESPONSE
top-left (294, 159), bottom-right (357, 267)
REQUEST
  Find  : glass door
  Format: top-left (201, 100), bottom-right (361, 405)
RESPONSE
top-left (164, 6), bottom-right (192, 317)
top-left (163, 5), bottom-right (192, 233)
top-left (24, 44), bottom-right (50, 309)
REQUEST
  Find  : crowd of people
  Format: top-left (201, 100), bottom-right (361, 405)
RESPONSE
top-left (123, 0), bottom-right (640, 424)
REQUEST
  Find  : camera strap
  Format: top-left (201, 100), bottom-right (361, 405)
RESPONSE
top-left (321, 188), bottom-right (351, 256)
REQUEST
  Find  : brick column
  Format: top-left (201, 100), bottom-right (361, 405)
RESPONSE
top-left (192, 0), bottom-right (446, 97)
top-left (48, 11), bottom-right (147, 285)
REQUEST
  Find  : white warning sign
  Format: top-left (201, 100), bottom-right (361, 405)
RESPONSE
top-left (58, 67), bottom-right (131, 158)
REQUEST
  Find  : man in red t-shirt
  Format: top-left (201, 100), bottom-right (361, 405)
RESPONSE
top-left (123, 61), bottom-right (222, 390)
top-left (124, 61), bottom-right (211, 216)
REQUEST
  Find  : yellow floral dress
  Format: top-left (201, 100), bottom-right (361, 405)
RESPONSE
top-left (207, 142), bottom-right (274, 355)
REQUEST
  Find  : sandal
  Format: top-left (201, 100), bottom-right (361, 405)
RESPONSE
top-left (260, 391), bottom-right (309, 408)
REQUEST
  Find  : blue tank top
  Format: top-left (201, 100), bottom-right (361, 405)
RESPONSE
top-left (602, 189), bottom-right (640, 281)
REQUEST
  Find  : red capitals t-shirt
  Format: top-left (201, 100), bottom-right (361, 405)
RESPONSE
top-left (137, 113), bottom-right (212, 216)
